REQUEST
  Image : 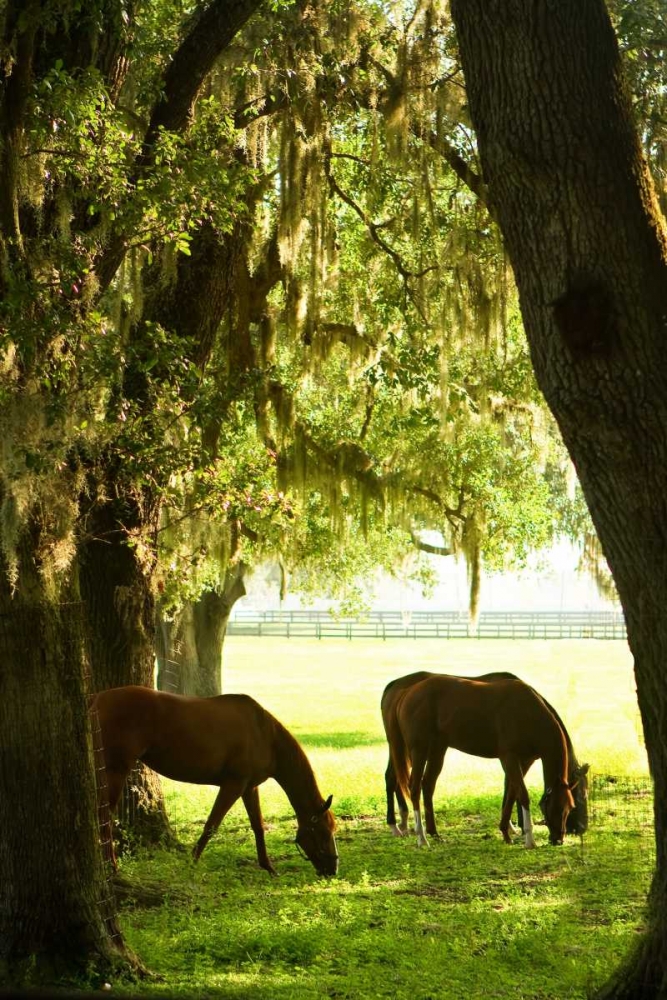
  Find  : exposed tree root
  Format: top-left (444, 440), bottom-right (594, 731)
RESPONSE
top-left (112, 872), bottom-right (193, 910)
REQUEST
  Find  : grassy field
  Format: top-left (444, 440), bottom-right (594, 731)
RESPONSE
top-left (115, 639), bottom-right (652, 1000)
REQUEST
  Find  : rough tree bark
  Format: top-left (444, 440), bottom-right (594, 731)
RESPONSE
top-left (449, 2), bottom-right (667, 996)
top-left (0, 561), bottom-right (132, 985)
top-left (78, 488), bottom-right (176, 854)
top-left (192, 563), bottom-right (247, 694)
top-left (0, 0), bottom-right (266, 981)
top-left (156, 563), bottom-right (247, 697)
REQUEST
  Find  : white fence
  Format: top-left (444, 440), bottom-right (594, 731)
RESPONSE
top-left (227, 609), bottom-right (626, 640)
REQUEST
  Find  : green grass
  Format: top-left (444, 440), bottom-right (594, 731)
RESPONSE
top-left (115, 639), bottom-right (651, 1000)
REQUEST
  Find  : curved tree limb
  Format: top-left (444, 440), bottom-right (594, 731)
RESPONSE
top-left (409, 529), bottom-right (452, 556)
top-left (141, 0), bottom-right (265, 152)
top-left (96, 0), bottom-right (266, 295)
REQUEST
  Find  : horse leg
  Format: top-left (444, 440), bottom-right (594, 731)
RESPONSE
top-left (242, 786), bottom-right (277, 876)
top-left (385, 757), bottom-right (409, 836)
top-left (503, 775), bottom-right (524, 837)
top-left (422, 747), bottom-right (446, 838)
top-left (502, 773), bottom-right (520, 836)
top-left (396, 783), bottom-right (410, 834)
top-left (500, 758), bottom-right (535, 849)
top-left (102, 765), bottom-right (132, 872)
top-left (193, 776), bottom-right (247, 861)
top-left (513, 758), bottom-right (536, 833)
top-left (408, 747), bottom-right (429, 848)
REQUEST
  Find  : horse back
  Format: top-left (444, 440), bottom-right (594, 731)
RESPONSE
top-left (381, 670), bottom-right (433, 724)
top-left (93, 686), bottom-right (280, 787)
top-left (92, 685), bottom-right (161, 773)
top-left (396, 675), bottom-right (560, 760)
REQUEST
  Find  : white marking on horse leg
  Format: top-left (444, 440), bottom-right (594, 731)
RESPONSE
top-left (522, 806), bottom-right (537, 849)
top-left (389, 823), bottom-right (405, 837)
top-left (509, 821), bottom-right (520, 836)
top-left (414, 809), bottom-right (429, 848)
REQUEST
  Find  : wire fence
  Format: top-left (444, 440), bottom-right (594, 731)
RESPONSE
top-left (227, 609), bottom-right (627, 640)
top-left (587, 771), bottom-right (655, 878)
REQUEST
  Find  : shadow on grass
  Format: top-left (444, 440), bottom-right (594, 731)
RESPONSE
top-left (296, 731), bottom-right (385, 749)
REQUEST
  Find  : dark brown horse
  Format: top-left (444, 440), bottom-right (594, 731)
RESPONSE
top-left (383, 672), bottom-right (578, 848)
top-left (382, 670), bottom-right (589, 841)
top-left (92, 686), bottom-right (338, 876)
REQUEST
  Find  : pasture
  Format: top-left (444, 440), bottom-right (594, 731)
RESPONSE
top-left (115, 639), bottom-right (651, 999)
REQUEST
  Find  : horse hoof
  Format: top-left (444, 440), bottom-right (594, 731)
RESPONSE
top-left (390, 826), bottom-right (405, 837)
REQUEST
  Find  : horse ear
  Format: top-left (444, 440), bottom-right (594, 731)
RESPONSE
top-left (570, 763), bottom-right (590, 789)
top-left (322, 794), bottom-right (333, 813)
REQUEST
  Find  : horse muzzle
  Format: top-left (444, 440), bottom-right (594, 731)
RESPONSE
top-left (317, 855), bottom-right (339, 877)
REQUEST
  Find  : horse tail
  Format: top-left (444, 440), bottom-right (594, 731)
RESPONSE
top-left (386, 711), bottom-right (411, 805)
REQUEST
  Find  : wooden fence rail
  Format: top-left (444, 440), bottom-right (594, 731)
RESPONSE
top-left (227, 609), bottom-right (626, 640)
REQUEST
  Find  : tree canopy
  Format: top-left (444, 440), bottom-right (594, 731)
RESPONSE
top-left (0, 0), bottom-right (598, 627)
top-left (1, 0), bottom-right (666, 989)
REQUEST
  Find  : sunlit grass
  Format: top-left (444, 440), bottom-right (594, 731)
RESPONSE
top-left (117, 638), bottom-right (650, 1000)
top-left (177, 637), bottom-right (645, 821)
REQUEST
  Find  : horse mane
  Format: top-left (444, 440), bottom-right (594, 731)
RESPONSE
top-left (472, 671), bottom-right (581, 772)
top-left (270, 714), bottom-right (324, 816)
top-left (533, 694), bottom-right (577, 765)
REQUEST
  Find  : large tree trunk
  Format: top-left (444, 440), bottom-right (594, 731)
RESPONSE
top-left (156, 602), bottom-right (198, 695)
top-left (192, 564), bottom-right (247, 696)
top-left (449, 2), bottom-right (667, 995)
top-left (79, 487), bottom-right (176, 854)
top-left (157, 563), bottom-right (247, 697)
top-left (0, 594), bottom-right (131, 985)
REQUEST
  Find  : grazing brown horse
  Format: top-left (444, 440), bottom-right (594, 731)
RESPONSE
top-left (382, 670), bottom-right (589, 842)
top-left (383, 672), bottom-right (577, 848)
top-left (92, 686), bottom-right (338, 876)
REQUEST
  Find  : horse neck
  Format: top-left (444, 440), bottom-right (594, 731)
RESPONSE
top-left (272, 722), bottom-right (324, 821)
top-left (540, 695), bottom-right (579, 774)
top-left (538, 713), bottom-right (570, 788)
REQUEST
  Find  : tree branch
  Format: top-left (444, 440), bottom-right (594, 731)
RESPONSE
top-left (409, 529), bottom-right (452, 556)
top-left (95, 0), bottom-right (265, 296)
top-left (0, 0), bottom-right (39, 255)
top-left (142, 0), bottom-right (265, 150)
top-left (327, 171), bottom-right (433, 323)
top-left (417, 123), bottom-right (488, 205)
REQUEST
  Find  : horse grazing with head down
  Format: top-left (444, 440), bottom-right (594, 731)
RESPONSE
top-left (91, 685), bottom-right (338, 877)
top-left (382, 670), bottom-right (589, 843)
top-left (383, 672), bottom-right (579, 848)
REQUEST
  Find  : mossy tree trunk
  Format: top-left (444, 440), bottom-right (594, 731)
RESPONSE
top-left (78, 484), bottom-right (176, 854)
top-left (0, 577), bottom-right (131, 985)
top-left (157, 563), bottom-right (247, 697)
top-left (450, 1), bottom-right (667, 994)
top-left (0, 0), bottom-right (267, 982)
top-left (192, 562), bottom-right (247, 695)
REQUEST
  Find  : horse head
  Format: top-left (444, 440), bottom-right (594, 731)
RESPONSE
top-left (565, 763), bottom-right (590, 835)
top-left (540, 780), bottom-right (575, 845)
top-left (295, 794), bottom-right (338, 876)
